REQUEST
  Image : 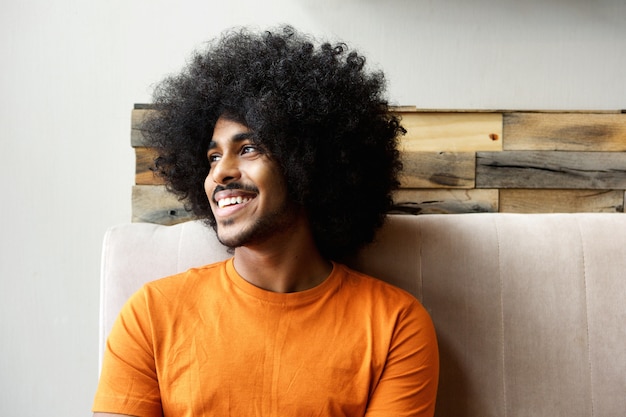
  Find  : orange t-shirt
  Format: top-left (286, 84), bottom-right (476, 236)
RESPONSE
top-left (93, 259), bottom-right (438, 417)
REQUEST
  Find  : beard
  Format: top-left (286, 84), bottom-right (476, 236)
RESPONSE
top-left (214, 198), bottom-right (300, 249)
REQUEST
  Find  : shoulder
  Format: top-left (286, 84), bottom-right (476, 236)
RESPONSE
top-left (332, 263), bottom-right (437, 360)
top-left (116, 260), bottom-right (231, 333)
top-left (143, 259), bottom-right (227, 293)
top-left (333, 263), bottom-right (429, 321)
top-left (125, 260), bottom-right (230, 313)
top-left (335, 263), bottom-right (418, 303)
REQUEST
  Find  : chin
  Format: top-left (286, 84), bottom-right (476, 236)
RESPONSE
top-left (216, 223), bottom-right (259, 249)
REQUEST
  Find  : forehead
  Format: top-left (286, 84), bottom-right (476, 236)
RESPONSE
top-left (209, 116), bottom-right (253, 148)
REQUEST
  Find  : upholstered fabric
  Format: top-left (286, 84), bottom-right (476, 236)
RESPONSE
top-left (100, 213), bottom-right (626, 417)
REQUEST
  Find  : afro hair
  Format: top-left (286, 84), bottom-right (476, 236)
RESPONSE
top-left (143, 25), bottom-right (404, 260)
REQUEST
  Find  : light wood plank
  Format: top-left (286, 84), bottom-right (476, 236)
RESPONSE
top-left (400, 151), bottom-right (475, 189)
top-left (397, 112), bottom-right (502, 152)
top-left (504, 112), bottom-right (626, 151)
top-left (476, 151), bottom-right (626, 189)
top-left (132, 185), bottom-right (194, 225)
top-left (133, 109), bottom-right (504, 151)
top-left (500, 189), bottom-right (624, 213)
top-left (392, 189), bottom-right (498, 214)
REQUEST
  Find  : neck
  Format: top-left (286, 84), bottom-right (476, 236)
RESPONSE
top-left (232, 217), bottom-right (332, 293)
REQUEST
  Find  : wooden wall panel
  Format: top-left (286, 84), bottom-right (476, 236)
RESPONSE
top-left (131, 108), bottom-right (153, 147)
top-left (399, 112), bottom-right (503, 152)
top-left (393, 189), bottom-right (498, 214)
top-left (132, 185), bottom-right (193, 225)
top-left (500, 189), bottom-right (624, 213)
top-left (135, 147), bottom-right (162, 185)
top-left (476, 151), bottom-right (626, 189)
top-left (400, 152), bottom-right (475, 188)
top-left (129, 105), bottom-right (626, 223)
top-left (504, 112), bottom-right (626, 151)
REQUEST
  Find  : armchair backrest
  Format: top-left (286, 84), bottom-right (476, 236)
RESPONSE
top-left (100, 213), bottom-right (626, 417)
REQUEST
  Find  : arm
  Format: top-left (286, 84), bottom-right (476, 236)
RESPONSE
top-left (365, 301), bottom-right (439, 417)
top-left (92, 289), bottom-right (163, 417)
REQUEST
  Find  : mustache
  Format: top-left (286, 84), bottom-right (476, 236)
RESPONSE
top-left (212, 182), bottom-right (260, 200)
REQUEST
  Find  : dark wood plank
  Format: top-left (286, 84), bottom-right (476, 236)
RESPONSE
top-left (132, 185), bottom-right (194, 225)
top-left (400, 151), bottom-right (475, 188)
top-left (500, 189), bottom-right (624, 213)
top-left (504, 113), bottom-right (626, 151)
top-left (131, 109), bottom-right (155, 147)
top-left (392, 189), bottom-right (498, 214)
top-left (476, 151), bottom-right (626, 189)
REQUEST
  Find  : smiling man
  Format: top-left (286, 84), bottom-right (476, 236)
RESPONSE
top-left (93, 26), bottom-right (438, 417)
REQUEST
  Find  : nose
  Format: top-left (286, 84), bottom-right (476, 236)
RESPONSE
top-left (210, 153), bottom-right (241, 185)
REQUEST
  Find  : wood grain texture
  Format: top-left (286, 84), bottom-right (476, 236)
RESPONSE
top-left (400, 151), bottom-right (475, 188)
top-left (133, 109), bottom-right (504, 150)
top-left (398, 112), bottom-right (503, 152)
top-left (476, 151), bottom-right (626, 189)
top-left (131, 109), bottom-right (155, 147)
top-left (500, 189), bottom-right (624, 213)
top-left (504, 113), bottom-right (626, 151)
top-left (130, 106), bottom-right (626, 222)
top-left (135, 147), bottom-right (164, 185)
top-left (392, 189), bottom-right (498, 214)
top-left (132, 185), bottom-right (194, 225)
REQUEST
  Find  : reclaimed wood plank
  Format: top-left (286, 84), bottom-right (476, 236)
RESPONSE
top-left (392, 189), bottom-right (498, 214)
top-left (132, 185), bottom-right (194, 225)
top-left (476, 151), bottom-right (626, 189)
top-left (134, 103), bottom-right (154, 110)
top-left (133, 109), bottom-right (503, 151)
top-left (400, 151), bottom-right (475, 189)
top-left (397, 112), bottom-right (502, 152)
top-left (392, 108), bottom-right (622, 114)
top-left (500, 189), bottom-right (624, 213)
top-left (135, 147), bottom-right (164, 185)
top-left (504, 113), bottom-right (626, 151)
top-left (131, 109), bottom-right (156, 147)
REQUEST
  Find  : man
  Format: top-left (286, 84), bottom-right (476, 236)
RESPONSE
top-left (93, 25), bottom-right (438, 417)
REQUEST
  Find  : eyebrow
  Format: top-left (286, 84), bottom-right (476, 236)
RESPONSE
top-left (208, 132), bottom-right (254, 150)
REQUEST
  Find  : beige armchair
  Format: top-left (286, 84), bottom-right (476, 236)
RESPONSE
top-left (100, 213), bottom-right (626, 416)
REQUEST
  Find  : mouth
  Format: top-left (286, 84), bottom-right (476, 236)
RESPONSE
top-left (217, 195), bottom-right (254, 208)
top-left (213, 184), bottom-right (258, 211)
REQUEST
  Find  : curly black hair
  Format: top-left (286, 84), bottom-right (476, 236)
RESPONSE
top-left (143, 25), bottom-right (404, 260)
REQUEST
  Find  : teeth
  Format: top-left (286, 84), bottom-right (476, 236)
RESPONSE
top-left (217, 196), bottom-right (251, 208)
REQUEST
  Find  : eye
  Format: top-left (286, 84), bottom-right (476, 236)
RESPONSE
top-left (208, 152), bottom-right (221, 164)
top-left (241, 144), bottom-right (261, 156)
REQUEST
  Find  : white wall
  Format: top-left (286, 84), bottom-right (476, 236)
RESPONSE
top-left (1, 0), bottom-right (624, 415)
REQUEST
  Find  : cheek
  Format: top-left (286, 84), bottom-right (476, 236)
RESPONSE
top-left (253, 162), bottom-right (286, 192)
top-left (204, 175), bottom-right (213, 201)
top-left (270, 169), bottom-right (289, 198)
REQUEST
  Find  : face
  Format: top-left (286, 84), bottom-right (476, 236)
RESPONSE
top-left (204, 116), bottom-right (299, 249)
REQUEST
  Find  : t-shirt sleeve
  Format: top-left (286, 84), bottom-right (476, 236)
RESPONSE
top-left (92, 287), bottom-right (163, 417)
top-left (365, 299), bottom-right (439, 417)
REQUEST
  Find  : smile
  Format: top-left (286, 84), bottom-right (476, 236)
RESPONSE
top-left (217, 196), bottom-right (253, 208)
